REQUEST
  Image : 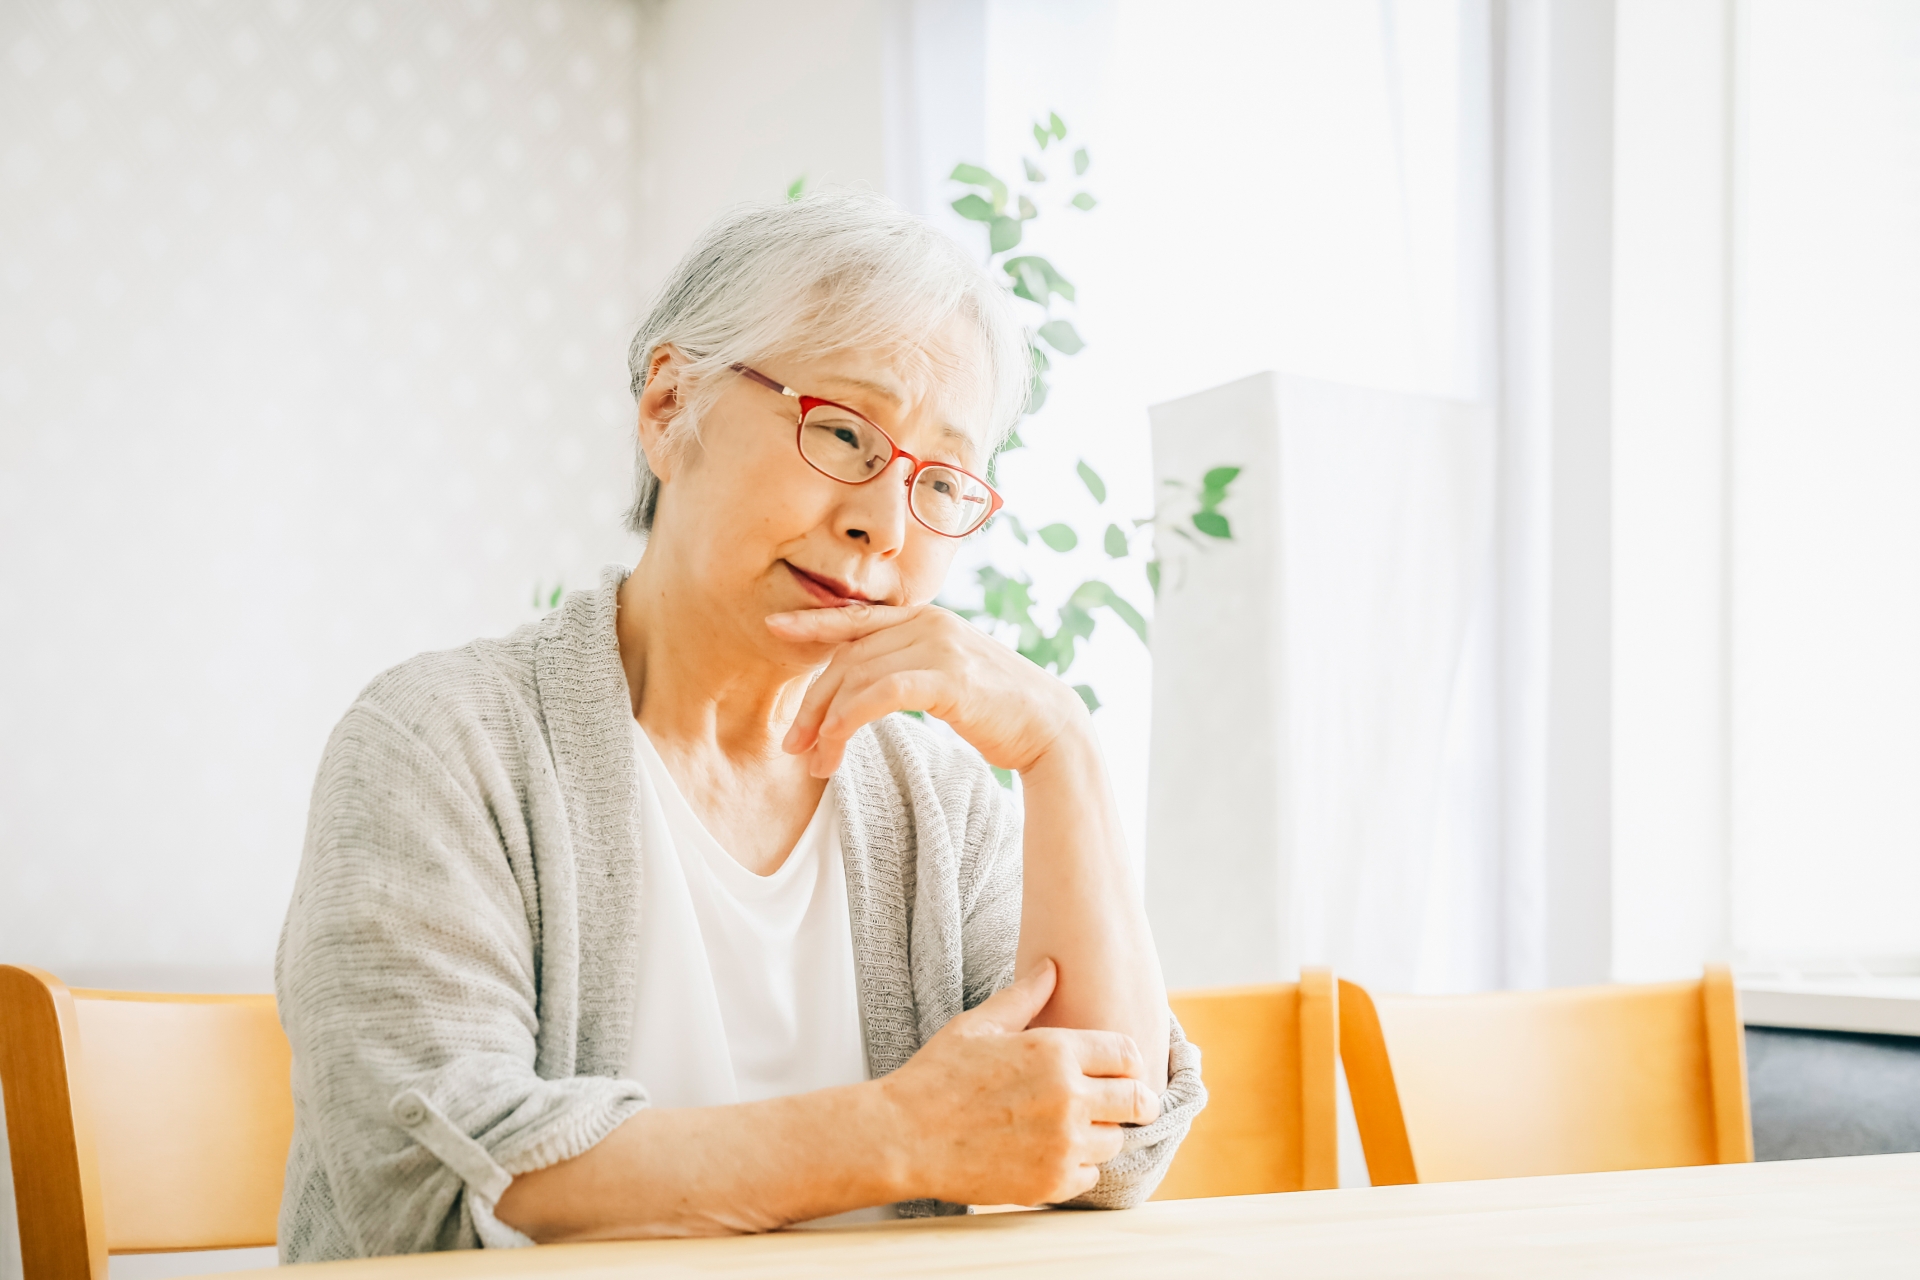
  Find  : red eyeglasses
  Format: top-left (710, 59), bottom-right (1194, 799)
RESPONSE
top-left (730, 363), bottom-right (1004, 538)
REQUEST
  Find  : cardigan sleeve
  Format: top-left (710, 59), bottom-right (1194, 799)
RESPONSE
top-left (959, 767), bottom-right (1208, 1210)
top-left (276, 699), bottom-right (646, 1259)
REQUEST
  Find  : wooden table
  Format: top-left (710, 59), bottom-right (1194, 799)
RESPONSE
top-left (208, 1154), bottom-right (1920, 1278)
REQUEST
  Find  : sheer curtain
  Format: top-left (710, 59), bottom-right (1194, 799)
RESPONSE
top-left (973, 0), bottom-right (1569, 993)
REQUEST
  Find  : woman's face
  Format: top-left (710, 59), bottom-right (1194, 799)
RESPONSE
top-left (637, 337), bottom-right (991, 666)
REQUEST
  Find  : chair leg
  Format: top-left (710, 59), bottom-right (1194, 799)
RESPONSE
top-left (0, 965), bottom-right (108, 1280)
top-left (1336, 979), bottom-right (1418, 1186)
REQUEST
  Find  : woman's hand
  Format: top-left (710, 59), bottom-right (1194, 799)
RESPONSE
top-left (879, 960), bottom-right (1159, 1207)
top-left (769, 602), bottom-right (1084, 778)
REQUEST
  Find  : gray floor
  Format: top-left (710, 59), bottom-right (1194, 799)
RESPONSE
top-left (1747, 1025), bottom-right (1920, 1160)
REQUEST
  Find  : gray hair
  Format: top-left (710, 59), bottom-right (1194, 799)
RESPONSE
top-left (622, 190), bottom-right (1030, 534)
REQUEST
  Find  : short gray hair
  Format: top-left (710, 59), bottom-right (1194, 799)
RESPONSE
top-left (622, 190), bottom-right (1029, 534)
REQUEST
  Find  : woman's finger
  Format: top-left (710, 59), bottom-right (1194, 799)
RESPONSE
top-left (1077, 1120), bottom-right (1128, 1168)
top-left (784, 625), bottom-right (947, 754)
top-left (1079, 1075), bottom-right (1161, 1127)
top-left (805, 668), bottom-right (945, 777)
top-left (1047, 1027), bottom-right (1148, 1080)
top-left (766, 601), bottom-right (921, 644)
top-left (784, 660), bottom-right (851, 754)
top-left (1057, 1162), bottom-right (1105, 1205)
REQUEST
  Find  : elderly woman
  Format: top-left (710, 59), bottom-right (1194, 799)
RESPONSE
top-left (275, 192), bottom-right (1204, 1259)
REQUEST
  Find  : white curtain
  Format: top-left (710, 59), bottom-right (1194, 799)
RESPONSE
top-left (976, 0), bottom-right (1556, 993)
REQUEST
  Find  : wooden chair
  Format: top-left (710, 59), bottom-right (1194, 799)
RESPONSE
top-left (0, 965), bottom-right (294, 1280)
top-left (1338, 965), bottom-right (1754, 1185)
top-left (1151, 968), bottom-right (1339, 1199)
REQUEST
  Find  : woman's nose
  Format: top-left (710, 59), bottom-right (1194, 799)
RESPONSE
top-left (838, 458), bottom-right (913, 554)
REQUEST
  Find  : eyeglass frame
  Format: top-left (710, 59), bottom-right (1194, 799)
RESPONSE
top-left (729, 362), bottom-right (1005, 539)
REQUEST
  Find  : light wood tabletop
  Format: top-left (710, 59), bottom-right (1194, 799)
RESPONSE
top-left (204, 1153), bottom-right (1920, 1279)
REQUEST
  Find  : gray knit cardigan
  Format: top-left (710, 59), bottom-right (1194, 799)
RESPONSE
top-left (274, 567), bottom-right (1204, 1262)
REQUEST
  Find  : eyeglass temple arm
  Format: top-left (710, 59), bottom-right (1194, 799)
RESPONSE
top-left (730, 363), bottom-right (799, 398)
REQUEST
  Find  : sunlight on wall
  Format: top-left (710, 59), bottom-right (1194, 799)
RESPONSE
top-left (1730, 0), bottom-right (1920, 967)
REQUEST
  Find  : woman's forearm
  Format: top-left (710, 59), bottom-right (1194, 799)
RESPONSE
top-left (495, 955), bottom-right (1157, 1240)
top-left (1016, 718), bottom-right (1171, 1092)
top-left (494, 1079), bottom-right (909, 1241)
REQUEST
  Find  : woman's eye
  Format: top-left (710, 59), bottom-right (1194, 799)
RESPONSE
top-left (931, 478), bottom-right (954, 496)
top-left (833, 426), bottom-right (859, 447)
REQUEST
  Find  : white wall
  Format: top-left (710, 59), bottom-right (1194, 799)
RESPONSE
top-left (632, 0), bottom-right (901, 283)
top-left (1728, 0), bottom-right (1920, 968)
top-left (0, 3), bottom-right (659, 1272)
top-left (0, 0), bottom-right (649, 993)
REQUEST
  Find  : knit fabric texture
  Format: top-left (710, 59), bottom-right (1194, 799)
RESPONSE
top-left (275, 565), bottom-right (1205, 1261)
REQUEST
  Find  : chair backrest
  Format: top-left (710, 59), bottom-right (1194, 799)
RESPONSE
top-left (0, 965), bottom-right (293, 1280)
top-left (1338, 965), bottom-right (1753, 1185)
top-left (1152, 968), bottom-right (1338, 1199)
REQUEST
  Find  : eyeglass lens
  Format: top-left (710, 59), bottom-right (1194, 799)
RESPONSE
top-left (799, 403), bottom-right (993, 536)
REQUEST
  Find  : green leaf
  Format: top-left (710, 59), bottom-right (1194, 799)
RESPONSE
top-left (1058, 603), bottom-right (1096, 641)
top-left (1010, 259), bottom-right (1048, 303)
top-left (1146, 559), bottom-right (1162, 596)
top-left (1038, 522), bottom-right (1078, 552)
top-left (1101, 590), bottom-right (1149, 645)
top-left (1073, 683), bottom-right (1101, 714)
top-left (978, 568), bottom-right (1037, 629)
top-left (989, 215), bottom-right (1022, 253)
top-left (1037, 319), bottom-right (1084, 354)
top-left (1033, 122), bottom-right (1050, 149)
top-left (1066, 579), bottom-right (1150, 646)
top-left (1000, 428), bottom-right (1026, 451)
top-left (1104, 523), bottom-right (1128, 558)
top-left (1193, 510), bottom-right (1232, 539)
top-left (1018, 194), bottom-right (1038, 221)
top-left (949, 163), bottom-right (1008, 208)
top-left (1002, 513), bottom-right (1029, 544)
top-left (1071, 191), bottom-right (1097, 211)
top-left (548, 585), bottom-right (562, 609)
top-left (992, 764), bottom-right (1014, 789)
top-left (1076, 458), bottom-right (1107, 503)
top-left (1027, 373), bottom-right (1049, 415)
top-left (786, 176), bottom-right (805, 201)
top-left (899, 709), bottom-right (926, 720)
top-left (1023, 157), bottom-right (1046, 182)
top-left (1202, 464), bottom-right (1242, 493)
top-left (1074, 146), bottom-right (1090, 175)
top-left (951, 193), bottom-right (994, 222)
top-left (1049, 111), bottom-right (1067, 139)
top-left (1028, 339), bottom-right (1051, 373)
top-left (1003, 255), bottom-right (1075, 304)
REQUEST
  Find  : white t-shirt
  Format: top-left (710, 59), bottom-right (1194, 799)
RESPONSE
top-left (625, 722), bottom-right (870, 1110)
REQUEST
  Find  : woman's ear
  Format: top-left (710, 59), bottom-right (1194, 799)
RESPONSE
top-left (636, 344), bottom-right (685, 484)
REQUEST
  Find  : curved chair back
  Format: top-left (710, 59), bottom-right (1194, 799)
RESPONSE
top-left (0, 965), bottom-right (293, 1280)
top-left (1153, 968), bottom-right (1339, 1199)
top-left (1339, 966), bottom-right (1753, 1185)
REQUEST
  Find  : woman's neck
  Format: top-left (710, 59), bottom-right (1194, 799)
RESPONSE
top-left (616, 551), bottom-right (814, 762)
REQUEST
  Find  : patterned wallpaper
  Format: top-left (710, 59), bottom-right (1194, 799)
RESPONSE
top-left (0, 0), bottom-right (647, 980)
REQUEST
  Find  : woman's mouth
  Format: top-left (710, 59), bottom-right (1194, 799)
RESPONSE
top-left (783, 561), bottom-right (875, 607)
